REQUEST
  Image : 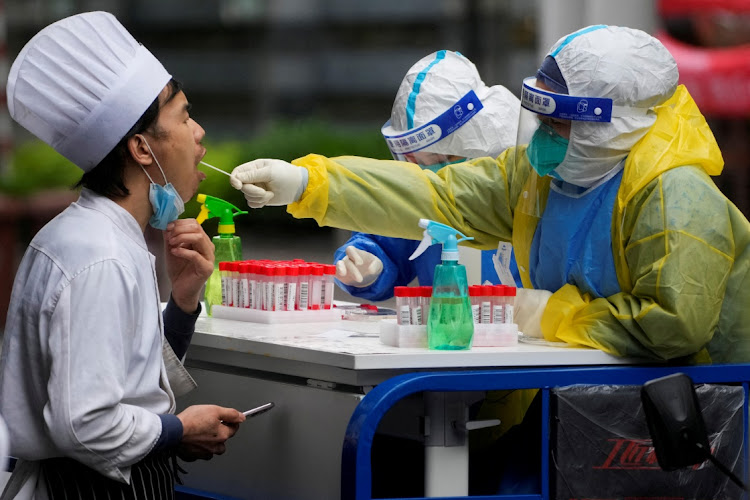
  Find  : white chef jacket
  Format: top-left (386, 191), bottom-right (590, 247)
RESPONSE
top-left (0, 188), bottom-right (178, 484)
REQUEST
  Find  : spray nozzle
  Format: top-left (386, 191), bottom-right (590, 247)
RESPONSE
top-left (195, 193), bottom-right (247, 235)
top-left (408, 218), bottom-right (473, 262)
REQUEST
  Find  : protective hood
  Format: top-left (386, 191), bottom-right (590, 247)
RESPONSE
top-left (387, 50), bottom-right (523, 159)
top-left (549, 25), bottom-right (679, 187)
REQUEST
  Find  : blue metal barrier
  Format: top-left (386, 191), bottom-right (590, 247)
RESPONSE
top-left (341, 364), bottom-right (750, 500)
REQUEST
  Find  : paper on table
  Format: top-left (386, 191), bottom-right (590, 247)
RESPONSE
top-left (252, 329), bottom-right (397, 354)
top-left (313, 329), bottom-right (379, 339)
top-left (517, 332), bottom-right (569, 347)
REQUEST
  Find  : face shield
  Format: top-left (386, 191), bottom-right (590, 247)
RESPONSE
top-left (381, 90), bottom-right (483, 170)
top-left (515, 77), bottom-right (625, 217)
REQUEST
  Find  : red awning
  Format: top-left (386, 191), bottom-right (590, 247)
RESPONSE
top-left (656, 30), bottom-right (750, 117)
top-left (659, 0), bottom-right (750, 16)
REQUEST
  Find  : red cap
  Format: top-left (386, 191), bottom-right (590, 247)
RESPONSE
top-left (506, 286), bottom-right (517, 297)
top-left (394, 286), bottom-right (408, 297)
top-left (311, 265), bottom-right (325, 276)
top-left (469, 285), bottom-right (482, 297)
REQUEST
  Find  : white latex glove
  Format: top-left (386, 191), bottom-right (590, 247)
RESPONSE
top-left (229, 159), bottom-right (306, 208)
top-left (335, 246), bottom-right (384, 288)
top-left (515, 288), bottom-right (552, 338)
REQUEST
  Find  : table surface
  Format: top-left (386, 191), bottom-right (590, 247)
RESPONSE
top-left (190, 311), bottom-right (635, 386)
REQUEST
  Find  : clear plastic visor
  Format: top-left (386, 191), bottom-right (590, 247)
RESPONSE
top-left (381, 90), bottom-right (483, 168)
top-left (514, 78), bottom-right (617, 217)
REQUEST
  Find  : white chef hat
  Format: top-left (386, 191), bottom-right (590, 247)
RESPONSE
top-left (6, 11), bottom-right (172, 172)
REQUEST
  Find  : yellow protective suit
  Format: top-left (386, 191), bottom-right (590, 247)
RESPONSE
top-left (290, 85), bottom-right (750, 364)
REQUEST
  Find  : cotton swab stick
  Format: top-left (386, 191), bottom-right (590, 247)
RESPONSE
top-left (200, 161), bottom-right (231, 176)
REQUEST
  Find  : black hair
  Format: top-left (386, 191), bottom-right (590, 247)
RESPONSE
top-left (74, 78), bottom-right (183, 199)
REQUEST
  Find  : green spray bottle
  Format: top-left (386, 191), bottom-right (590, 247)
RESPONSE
top-left (409, 218), bottom-right (474, 350)
top-left (196, 194), bottom-right (247, 315)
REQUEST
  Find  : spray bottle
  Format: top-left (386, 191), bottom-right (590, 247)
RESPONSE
top-left (196, 194), bottom-right (248, 315)
top-left (409, 218), bottom-right (474, 350)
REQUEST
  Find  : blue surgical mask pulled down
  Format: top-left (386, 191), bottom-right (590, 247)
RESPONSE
top-left (140, 138), bottom-right (185, 230)
top-left (527, 122), bottom-right (569, 177)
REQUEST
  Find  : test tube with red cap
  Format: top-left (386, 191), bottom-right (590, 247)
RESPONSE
top-left (297, 264), bottom-right (311, 310)
top-left (225, 262), bottom-right (237, 307)
top-left (239, 262), bottom-right (251, 308)
top-left (505, 286), bottom-right (516, 324)
top-left (492, 285), bottom-right (505, 324)
top-left (469, 285), bottom-right (482, 324)
top-left (309, 264), bottom-right (324, 310)
top-left (218, 262), bottom-right (229, 306)
top-left (286, 265), bottom-right (298, 311)
top-left (273, 265), bottom-right (286, 311)
top-left (480, 285), bottom-right (493, 323)
top-left (322, 265), bottom-right (336, 309)
top-left (261, 264), bottom-right (274, 311)
top-left (420, 286), bottom-right (432, 326)
top-left (247, 260), bottom-right (258, 309)
top-left (394, 286), bottom-right (410, 325)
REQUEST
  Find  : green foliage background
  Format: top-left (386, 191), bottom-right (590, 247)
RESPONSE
top-left (1, 119), bottom-right (390, 230)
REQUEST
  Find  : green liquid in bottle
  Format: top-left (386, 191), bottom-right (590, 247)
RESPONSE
top-left (205, 234), bottom-right (242, 315)
top-left (427, 296), bottom-right (474, 350)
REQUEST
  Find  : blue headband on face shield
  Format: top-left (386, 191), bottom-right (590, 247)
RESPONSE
top-left (382, 90), bottom-right (484, 158)
top-left (522, 78), bottom-right (615, 122)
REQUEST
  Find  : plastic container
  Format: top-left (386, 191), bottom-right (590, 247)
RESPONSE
top-left (472, 322), bottom-right (519, 347)
top-left (378, 318), bottom-right (428, 348)
top-left (409, 219), bottom-right (474, 350)
top-left (195, 194), bottom-right (247, 315)
top-left (211, 305), bottom-right (341, 324)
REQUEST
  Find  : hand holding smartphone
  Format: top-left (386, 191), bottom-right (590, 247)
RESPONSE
top-left (243, 402), bottom-right (274, 418)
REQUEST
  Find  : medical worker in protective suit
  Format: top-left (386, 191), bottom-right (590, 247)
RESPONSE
top-left (334, 50), bottom-right (525, 300)
top-left (230, 25), bottom-right (750, 365)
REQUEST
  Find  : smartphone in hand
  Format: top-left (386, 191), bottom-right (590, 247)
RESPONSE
top-left (243, 402), bottom-right (274, 418)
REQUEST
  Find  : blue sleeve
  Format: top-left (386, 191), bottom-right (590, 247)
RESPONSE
top-left (334, 233), bottom-right (423, 301)
top-left (151, 414), bottom-right (183, 453)
top-left (162, 296), bottom-right (200, 360)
